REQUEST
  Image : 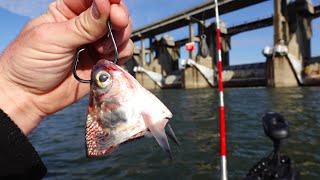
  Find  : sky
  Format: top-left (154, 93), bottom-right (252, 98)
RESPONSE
top-left (0, 0), bottom-right (319, 65)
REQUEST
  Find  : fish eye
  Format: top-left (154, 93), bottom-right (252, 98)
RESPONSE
top-left (99, 74), bottom-right (108, 82)
top-left (95, 71), bottom-right (111, 88)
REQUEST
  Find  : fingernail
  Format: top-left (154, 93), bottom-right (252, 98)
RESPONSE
top-left (92, 0), bottom-right (100, 19)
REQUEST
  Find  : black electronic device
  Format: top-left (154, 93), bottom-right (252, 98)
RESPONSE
top-left (245, 112), bottom-right (299, 180)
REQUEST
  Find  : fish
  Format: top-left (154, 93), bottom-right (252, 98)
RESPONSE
top-left (85, 59), bottom-right (180, 159)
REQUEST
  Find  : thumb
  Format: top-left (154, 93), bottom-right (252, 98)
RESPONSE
top-left (55, 0), bottom-right (111, 49)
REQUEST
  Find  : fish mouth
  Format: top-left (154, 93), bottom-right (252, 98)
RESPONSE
top-left (143, 122), bottom-right (180, 160)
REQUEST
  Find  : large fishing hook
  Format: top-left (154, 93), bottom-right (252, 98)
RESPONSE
top-left (73, 20), bottom-right (119, 83)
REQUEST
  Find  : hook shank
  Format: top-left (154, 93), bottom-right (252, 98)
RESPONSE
top-left (73, 21), bottom-right (119, 84)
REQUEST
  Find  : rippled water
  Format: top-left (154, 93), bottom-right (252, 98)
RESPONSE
top-left (30, 87), bottom-right (320, 179)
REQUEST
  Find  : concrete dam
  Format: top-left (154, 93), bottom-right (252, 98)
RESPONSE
top-left (123, 0), bottom-right (320, 89)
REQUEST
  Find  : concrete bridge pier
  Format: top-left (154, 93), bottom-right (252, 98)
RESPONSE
top-left (135, 35), bottom-right (181, 89)
top-left (288, 0), bottom-right (313, 60)
top-left (267, 0), bottom-right (314, 87)
top-left (204, 22), bottom-right (230, 67)
top-left (123, 46), bottom-right (140, 77)
top-left (124, 42), bottom-right (161, 90)
top-left (183, 21), bottom-right (231, 89)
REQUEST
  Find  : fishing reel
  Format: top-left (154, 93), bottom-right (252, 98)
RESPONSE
top-left (245, 112), bottom-right (299, 180)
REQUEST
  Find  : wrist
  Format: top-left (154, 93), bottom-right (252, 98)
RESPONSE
top-left (0, 57), bottom-right (45, 135)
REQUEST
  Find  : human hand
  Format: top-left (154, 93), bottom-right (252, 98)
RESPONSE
top-left (0, 0), bottom-right (133, 135)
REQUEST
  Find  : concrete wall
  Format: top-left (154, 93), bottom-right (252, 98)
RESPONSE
top-left (124, 35), bottom-right (181, 90)
top-left (152, 35), bottom-right (180, 76)
top-left (203, 22), bottom-right (230, 67)
top-left (183, 55), bottom-right (214, 89)
top-left (304, 57), bottom-right (320, 85)
top-left (223, 63), bottom-right (266, 87)
top-left (135, 72), bottom-right (161, 90)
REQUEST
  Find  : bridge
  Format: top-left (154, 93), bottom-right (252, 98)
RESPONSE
top-left (125, 0), bottom-right (320, 89)
top-left (130, 0), bottom-right (268, 41)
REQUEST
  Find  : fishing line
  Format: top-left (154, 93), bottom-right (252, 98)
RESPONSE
top-left (73, 20), bottom-right (119, 84)
top-left (107, 20), bottom-right (119, 65)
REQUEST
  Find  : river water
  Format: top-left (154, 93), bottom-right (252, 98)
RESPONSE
top-left (30, 87), bottom-right (320, 180)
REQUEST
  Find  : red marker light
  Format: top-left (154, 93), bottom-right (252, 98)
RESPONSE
top-left (185, 42), bottom-right (195, 51)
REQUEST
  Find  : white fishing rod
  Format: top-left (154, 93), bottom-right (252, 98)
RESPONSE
top-left (214, 0), bottom-right (228, 179)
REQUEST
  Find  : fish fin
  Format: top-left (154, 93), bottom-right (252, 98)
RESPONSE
top-left (166, 124), bottom-right (181, 147)
top-left (142, 113), bottom-right (172, 160)
top-left (144, 130), bottom-right (153, 138)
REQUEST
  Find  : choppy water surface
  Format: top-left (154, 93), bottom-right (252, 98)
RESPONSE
top-left (30, 87), bottom-right (320, 179)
